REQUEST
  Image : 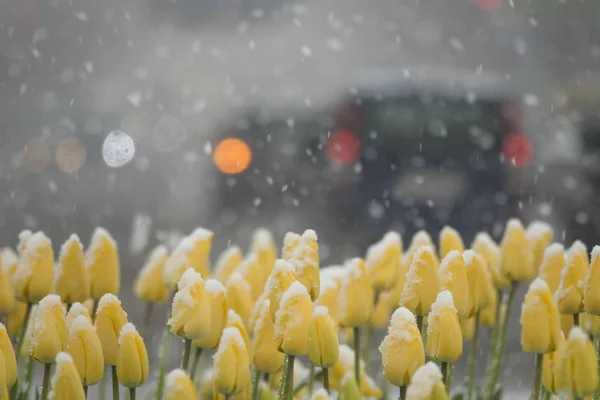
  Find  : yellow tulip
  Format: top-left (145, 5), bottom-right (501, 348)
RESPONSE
top-left (401, 246), bottom-right (441, 316)
top-left (463, 250), bottom-right (494, 317)
top-left (237, 254), bottom-right (264, 301)
top-left (226, 310), bottom-right (252, 359)
top-left (365, 231), bottom-right (402, 290)
top-left (404, 231), bottom-right (437, 268)
top-left (226, 272), bottom-right (254, 328)
top-left (479, 289), bottom-right (498, 328)
top-left (251, 228), bottom-right (277, 279)
top-left (308, 306), bottom-right (339, 368)
top-left (580, 313), bottom-right (600, 337)
top-left (20, 305), bottom-right (37, 358)
top-left (17, 230), bottom-right (32, 254)
top-left (439, 251), bottom-right (470, 320)
top-left (133, 245), bottom-right (170, 304)
top-left (521, 279), bottom-right (561, 353)
top-left (329, 345), bottom-right (383, 397)
top-left (248, 290), bottom-right (270, 335)
top-left (0, 324), bottom-right (16, 389)
top-left (86, 227), bottom-right (120, 299)
top-left (0, 349), bottom-right (8, 400)
top-left (274, 281), bottom-right (313, 356)
top-left (556, 241), bottom-right (588, 315)
top-left (14, 231), bottom-right (54, 303)
top-left (1, 247), bottom-right (19, 282)
top-left (259, 381), bottom-right (276, 400)
top-left (168, 267), bottom-right (212, 340)
top-left (192, 279), bottom-right (228, 349)
top-left (94, 294), bottom-right (128, 365)
top-left (542, 333), bottom-right (564, 394)
top-left (311, 388), bottom-right (330, 400)
top-left (370, 291), bottom-right (395, 330)
top-left (460, 317), bottom-right (475, 341)
top-left (0, 258), bottom-right (15, 314)
top-left (320, 266), bottom-right (346, 287)
top-left (471, 232), bottom-right (511, 290)
top-left (339, 374), bottom-right (362, 400)
top-left (538, 243), bottom-right (565, 294)
top-left (379, 307), bottom-right (425, 386)
top-left (526, 221), bottom-right (553, 274)
top-left (213, 327), bottom-right (251, 396)
top-left (282, 232), bottom-right (300, 261)
top-left (584, 245), bottom-right (600, 316)
top-left (406, 362), bottom-right (449, 400)
top-left (426, 291), bottom-right (463, 362)
top-left (387, 257), bottom-right (408, 306)
top-left (314, 278), bottom-right (340, 325)
top-left (48, 352), bottom-right (86, 400)
top-left (214, 246), bottom-right (243, 284)
top-left (116, 323), bottom-right (149, 388)
top-left (65, 302), bottom-right (92, 329)
top-left (165, 369), bottom-right (198, 400)
top-left (268, 260), bottom-right (297, 322)
top-left (339, 258), bottom-right (373, 327)
top-left (66, 315), bottom-right (104, 385)
top-left (560, 314), bottom-right (574, 337)
top-left (55, 234), bottom-right (90, 305)
top-left (556, 327), bottom-right (599, 397)
top-left (439, 226), bottom-right (465, 259)
top-left (251, 299), bottom-right (284, 374)
top-left (163, 228), bottom-right (213, 288)
top-left (498, 219), bottom-right (534, 282)
top-left (30, 294), bottom-right (68, 364)
top-left (288, 230), bottom-right (320, 301)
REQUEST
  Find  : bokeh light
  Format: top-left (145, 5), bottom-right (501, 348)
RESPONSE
top-left (56, 136), bottom-right (87, 173)
top-left (503, 134), bottom-right (533, 167)
top-left (102, 131), bottom-right (136, 168)
top-left (326, 131), bottom-right (361, 165)
top-left (472, 0), bottom-right (503, 12)
top-left (22, 143), bottom-right (51, 174)
top-left (213, 138), bottom-right (252, 175)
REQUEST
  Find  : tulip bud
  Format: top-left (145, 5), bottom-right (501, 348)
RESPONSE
top-left (0, 258), bottom-right (15, 314)
top-left (498, 219), bottom-right (535, 282)
top-left (426, 291), bottom-right (463, 362)
top-left (1, 247), bottom-right (19, 283)
top-left (17, 230), bottom-right (32, 255)
top-left (0, 324), bottom-right (17, 390)
top-left (66, 302), bottom-right (92, 329)
top-left (370, 292), bottom-right (395, 330)
top-left (259, 382), bottom-right (276, 400)
top-left (163, 228), bottom-right (213, 288)
top-left (237, 254), bottom-right (265, 301)
top-left (479, 289), bottom-right (498, 328)
top-left (226, 272), bottom-right (254, 328)
top-left (526, 221), bottom-right (553, 274)
top-left (308, 306), bottom-right (339, 368)
top-left (251, 228), bottom-right (277, 279)
top-left (463, 250), bottom-right (494, 317)
top-left (86, 228), bottom-right (120, 299)
top-left (269, 260), bottom-right (297, 321)
top-left (66, 315), bottom-right (104, 385)
top-left (471, 233), bottom-right (511, 290)
top-left (405, 231), bottom-right (438, 268)
top-left (387, 258), bottom-right (408, 307)
top-left (460, 317), bottom-right (475, 341)
top-left (213, 327), bottom-right (251, 396)
top-left (165, 369), bottom-right (198, 400)
top-left (365, 232), bottom-right (402, 290)
top-left (94, 294), bottom-right (128, 365)
top-left (48, 352), bottom-right (86, 400)
top-left (560, 314), bottom-right (574, 337)
top-left (379, 307), bottom-right (425, 386)
top-left (251, 299), bottom-right (284, 374)
top-left (542, 332), bottom-right (564, 394)
top-left (311, 388), bottom-right (330, 400)
top-left (289, 230), bottom-right (320, 301)
top-left (0, 349), bottom-right (8, 400)
top-left (133, 245), bottom-right (170, 304)
top-left (55, 235), bottom-right (90, 305)
top-left (439, 251), bottom-right (471, 320)
top-left (168, 268), bottom-right (211, 340)
top-left (401, 246), bottom-right (441, 316)
top-left (407, 362), bottom-right (449, 400)
top-left (439, 226), bottom-right (465, 259)
top-left (226, 310), bottom-right (252, 358)
top-left (581, 313), bottom-right (600, 337)
top-left (521, 279), bottom-right (561, 353)
top-left (315, 277), bottom-right (340, 325)
top-left (339, 374), bottom-right (362, 400)
top-left (330, 345), bottom-right (383, 397)
top-left (538, 243), bottom-right (565, 294)
top-left (584, 245), bottom-right (600, 316)
top-left (339, 258), bottom-right (373, 327)
top-left (214, 246), bottom-right (243, 284)
top-left (14, 231), bottom-right (54, 303)
top-left (274, 281), bottom-right (314, 356)
top-left (116, 323), bottom-right (149, 388)
top-left (282, 232), bottom-right (301, 261)
top-left (30, 294), bottom-right (68, 364)
top-left (556, 241), bottom-right (588, 315)
top-left (556, 327), bottom-right (599, 397)
top-left (192, 279), bottom-right (228, 349)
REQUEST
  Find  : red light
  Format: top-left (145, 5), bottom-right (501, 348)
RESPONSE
top-left (503, 134), bottom-right (533, 167)
top-left (472, 0), bottom-right (503, 11)
top-left (326, 131), bottom-right (360, 165)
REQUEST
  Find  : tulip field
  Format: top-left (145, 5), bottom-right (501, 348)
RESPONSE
top-left (0, 220), bottom-right (599, 400)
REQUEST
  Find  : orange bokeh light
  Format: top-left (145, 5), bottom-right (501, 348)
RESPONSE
top-left (213, 138), bottom-right (252, 175)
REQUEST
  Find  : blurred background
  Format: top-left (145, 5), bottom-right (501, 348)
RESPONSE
top-left (1, 0), bottom-right (600, 396)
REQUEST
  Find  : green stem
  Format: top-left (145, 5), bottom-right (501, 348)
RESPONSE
top-left (593, 335), bottom-right (600, 400)
top-left (112, 365), bottom-right (120, 400)
top-left (293, 368), bottom-right (323, 395)
top-left (129, 388), bottom-right (136, 400)
top-left (541, 387), bottom-right (551, 400)
top-left (399, 385), bottom-right (407, 400)
top-left (363, 326), bottom-right (372, 373)
top-left (190, 348), bottom-right (203, 381)
top-left (23, 356), bottom-right (35, 400)
top-left (278, 355), bottom-right (289, 400)
top-left (446, 363), bottom-right (454, 394)
top-left (440, 362), bottom-right (448, 387)
top-left (84, 385), bottom-right (88, 398)
top-left (41, 363), bottom-right (51, 400)
top-left (99, 368), bottom-right (106, 400)
top-left (353, 327), bottom-right (361, 385)
top-left (14, 303), bottom-right (33, 362)
top-left (323, 368), bottom-right (330, 394)
top-left (485, 283), bottom-right (518, 400)
top-left (92, 299), bottom-right (99, 321)
top-left (284, 355), bottom-right (295, 400)
top-left (251, 367), bottom-right (260, 400)
top-left (531, 353), bottom-right (543, 400)
top-left (574, 313), bottom-right (580, 327)
top-left (467, 312), bottom-right (481, 400)
top-left (155, 321), bottom-right (172, 400)
top-left (307, 363), bottom-right (315, 395)
top-left (141, 303), bottom-right (154, 341)
top-left (416, 315), bottom-right (423, 333)
top-left (181, 339), bottom-right (192, 372)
